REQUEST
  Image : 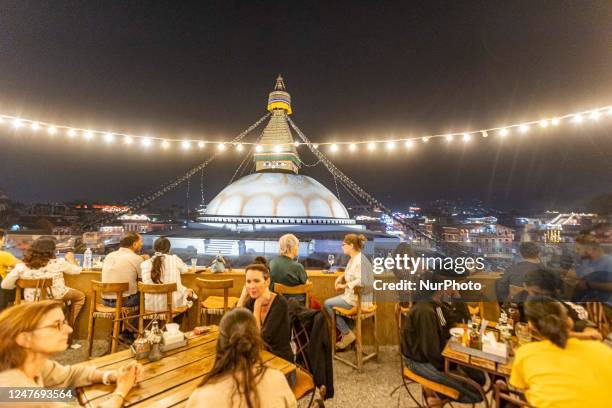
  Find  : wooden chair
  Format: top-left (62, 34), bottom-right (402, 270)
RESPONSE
top-left (509, 284), bottom-right (524, 299)
top-left (390, 303), bottom-right (460, 407)
top-left (195, 278), bottom-right (238, 325)
top-left (331, 286), bottom-right (378, 372)
top-left (138, 282), bottom-right (189, 332)
top-left (275, 281), bottom-right (313, 308)
top-left (14, 278), bottom-right (53, 304)
top-left (293, 367), bottom-right (326, 407)
top-left (494, 380), bottom-right (531, 407)
top-left (86, 281), bottom-right (140, 356)
top-left (586, 302), bottom-right (610, 338)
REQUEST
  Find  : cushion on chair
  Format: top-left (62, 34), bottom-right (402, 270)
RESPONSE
top-left (93, 303), bottom-right (139, 319)
top-left (403, 367), bottom-right (460, 400)
top-left (201, 296), bottom-right (239, 310)
top-left (292, 367), bottom-right (315, 400)
top-left (332, 304), bottom-right (377, 319)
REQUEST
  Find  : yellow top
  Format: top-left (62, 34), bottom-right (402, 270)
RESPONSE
top-left (0, 250), bottom-right (19, 279)
top-left (510, 338), bottom-right (612, 408)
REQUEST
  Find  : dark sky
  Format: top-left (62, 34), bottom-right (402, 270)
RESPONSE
top-left (0, 1), bottom-right (611, 212)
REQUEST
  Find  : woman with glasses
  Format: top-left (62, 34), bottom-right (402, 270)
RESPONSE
top-left (323, 234), bottom-right (374, 350)
top-left (0, 300), bottom-right (143, 407)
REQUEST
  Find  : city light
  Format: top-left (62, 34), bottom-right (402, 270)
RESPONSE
top-left (294, 141), bottom-right (300, 147)
top-left (255, 145), bottom-right (263, 152)
top-left (313, 144), bottom-right (319, 149)
top-left (274, 144), bottom-right (282, 153)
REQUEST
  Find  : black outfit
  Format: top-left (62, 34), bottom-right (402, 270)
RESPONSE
top-left (401, 301), bottom-right (484, 403)
top-left (245, 295), bottom-right (294, 364)
top-left (511, 291), bottom-right (597, 331)
top-left (287, 298), bottom-right (334, 398)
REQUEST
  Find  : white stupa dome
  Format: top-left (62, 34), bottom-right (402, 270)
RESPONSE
top-left (202, 173), bottom-right (353, 224)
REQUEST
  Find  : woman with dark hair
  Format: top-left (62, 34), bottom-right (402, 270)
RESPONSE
top-left (324, 233), bottom-right (374, 349)
top-left (1, 238), bottom-right (85, 326)
top-left (140, 237), bottom-right (196, 319)
top-left (509, 296), bottom-right (612, 407)
top-left (237, 258), bottom-right (295, 386)
top-left (0, 300), bottom-right (143, 407)
top-left (187, 308), bottom-right (296, 407)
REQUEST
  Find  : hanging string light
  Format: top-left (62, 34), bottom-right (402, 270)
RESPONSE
top-left (0, 105), bottom-right (610, 152)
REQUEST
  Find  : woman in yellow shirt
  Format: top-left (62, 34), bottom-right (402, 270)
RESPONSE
top-left (509, 296), bottom-right (612, 408)
top-left (0, 228), bottom-right (20, 310)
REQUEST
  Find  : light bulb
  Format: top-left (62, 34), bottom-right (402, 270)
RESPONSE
top-left (84, 131), bottom-right (94, 140)
top-left (422, 137), bottom-right (429, 143)
top-left (367, 142), bottom-right (376, 150)
top-left (539, 120), bottom-right (549, 128)
top-left (386, 141), bottom-right (396, 150)
top-left (590, 111), bottom-right (600, 120)
top-left (31, 122), bottom-right (40, 131)
top-left (236, 143), bottom-right (243, 151)
top-left (349, 143), bottom-right (357, 151)
top-left (67, 129), bottom-right (77, 137)
top-left (551, 118), bottom-right (560, 126)
top-left (48, 126), bottom-right (57, 135)
top-left (294, 141), bottom-right (300, 147)
top-left (519, 124), bottom-right (529, 134)
top-left (218, 143), bottom-right (226, 151)
top-left (161, 140), bottom-right (170, 149)
top-left (198, 141), bottom-right (205, 148)
top-left (255, 145), bottom-right (263, 152)
top-left (12, 119), bottom-right (23, 128)
top-left (499, 128), bottom-right (509, 137)
top-left (405, 140), bottom-right (414, 148)
top-left (124, 136), bottom-right (134, 145)
top-left (445, 134), bottom-right (453, 142)
top-left (462, 133), bottom-right (471, 142)
top-left (572, 114), bottom-right (583, 123)
top-left (141, 137), bottom-right (152, 147)
top-left (104, 133), bottom-right (114, 143)
top-left (330, 144), bottom-right (338, 152)
top-left (181, 140), bottom-right (191, 150)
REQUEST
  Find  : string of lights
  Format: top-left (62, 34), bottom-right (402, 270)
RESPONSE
top-left (1, 105), bottom-right (610, 152)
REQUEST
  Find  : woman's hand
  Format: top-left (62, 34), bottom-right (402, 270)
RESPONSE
top-left (114, 362), bottom-right (143, 395)
top-left (580, 327), bottom-right (603, 341)
top-left (334, 274), bottom-right (346, 291)
top-left (237, 285), bottom-right (248, 307)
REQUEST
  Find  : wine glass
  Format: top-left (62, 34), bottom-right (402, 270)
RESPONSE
top-left (327, 254), bottom-right (335, 271)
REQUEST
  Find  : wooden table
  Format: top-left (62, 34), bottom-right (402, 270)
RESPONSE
top-left (74, 326), bottom-right (295, 408)
top-left (442, 342), bottom-right (513, 378)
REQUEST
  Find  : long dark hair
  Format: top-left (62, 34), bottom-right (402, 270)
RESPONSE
top-left (200, 308), bottom-right (266, 408)
top-left (524, 296), bottom-right (570, 348)
top-left (23, 238), bottom-right (56, 269)
top-left (151, 237), bottom-right (171, 284)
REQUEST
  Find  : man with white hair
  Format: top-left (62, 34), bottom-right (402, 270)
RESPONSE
top-left (270, 234), bottom-right (308, 303)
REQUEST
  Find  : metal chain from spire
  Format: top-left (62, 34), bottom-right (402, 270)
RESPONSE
top-left (287, 116), bottom-right (475, 258)
top-left (81, 113), bottom-right (270, 230)
top-left (200, 168), bottom-right (205, 203)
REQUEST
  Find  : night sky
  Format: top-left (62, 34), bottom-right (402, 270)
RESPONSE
top-left (1, 1), bottom-right (611, 212)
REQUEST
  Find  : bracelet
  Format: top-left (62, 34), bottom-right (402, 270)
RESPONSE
top-left (102, 370), bottom-right (113, 385)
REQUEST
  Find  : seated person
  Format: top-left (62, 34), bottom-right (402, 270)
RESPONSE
top-left (210, 252), bottom-right (230, 273)
top-left (571, 234), bottom-right (612, 305)
top-left (237, 259), bottom-right (295, 386)
top-left (324, 234), bottom-right (374, 350)
top-left (0, 300), bottom-right (143, 408)
top-left (497, 242), bottom-right (542, 302)
top-left (512, 268), bottom-right (602, 340)
top-left (401, 270), bottom-right (485, 405)
top-left (140, 237), bottom-right (196, 323)
top-left (0, 228), bottom-right (20, 310)
top-left (101, 232), bottom-right (146, 339)
top-left (187, 308), bottom-right (296, 407)
top-left (509, 296), bottom-right (612, 407)
top-left (1, 238), bottom-right (85, 326)
top-left (270, 234), bottom-right (308, 304)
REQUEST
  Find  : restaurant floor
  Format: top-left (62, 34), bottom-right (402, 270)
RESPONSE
top-left (57, 341), bottom-right (486, 408)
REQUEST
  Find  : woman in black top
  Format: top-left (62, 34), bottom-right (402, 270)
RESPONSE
top-left (238, 259), bottom-right (295, 385)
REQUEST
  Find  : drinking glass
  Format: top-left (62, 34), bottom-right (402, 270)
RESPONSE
top-left (515, 322), bottom-right (531, 345)
top-left (328, 254), bottom-right (335, 271)
top-left (190, 258), bottom-right (198, 269)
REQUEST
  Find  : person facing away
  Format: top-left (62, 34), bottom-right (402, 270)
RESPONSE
top-left (1, 238), bottom-right (85, 326)
top-left (497, 242), bottom-right (543, 301)
top-left (237, 259), bottom-right (295, 386)
top-left (0, 228), bottom-right (21, 310)
top-left (323, 233), bottom-right (374, 350)
top-left (509, 296), bottom-right (612, 408)
top-left (0, 300), bottom-right (143, 408)
top-left (140, 237), bottom-right (196, 313)
top-left (269, 234), bottom-right (308, 303)
top-left (101, 232), bottom-right (146, 308)
top-left (186, 307), bottom-right (297, 408)
top-left (401, 270), bottom-right (484, 405)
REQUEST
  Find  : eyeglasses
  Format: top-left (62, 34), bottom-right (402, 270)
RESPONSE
top-left (33, 319), bottom-right (69, 332)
